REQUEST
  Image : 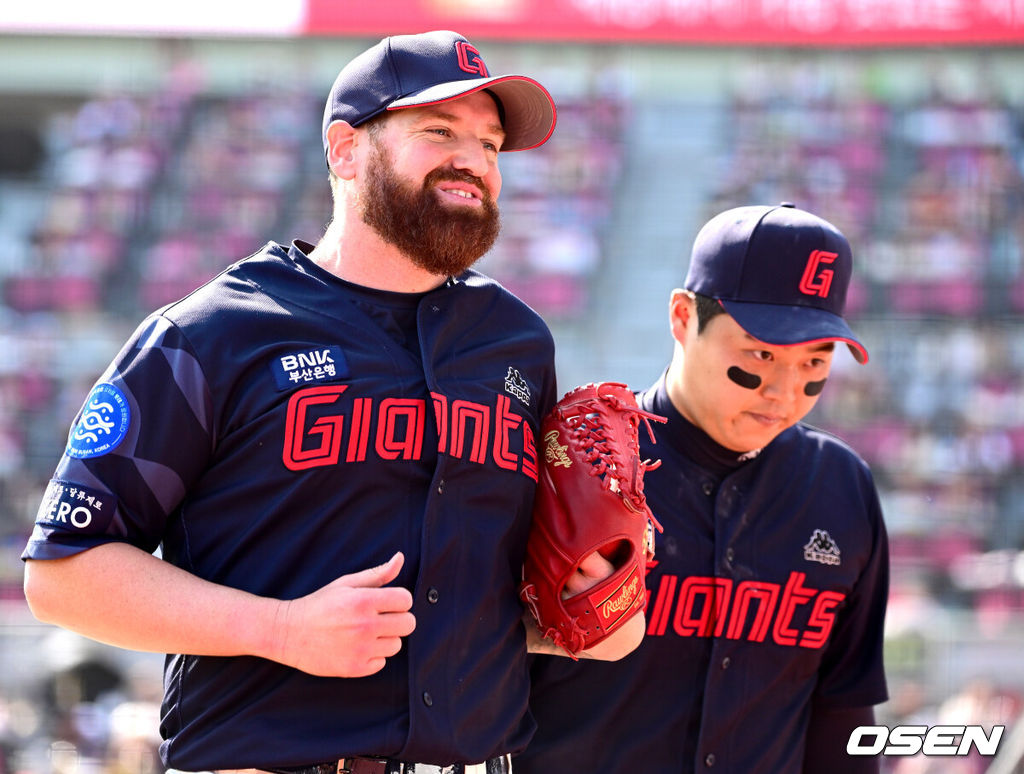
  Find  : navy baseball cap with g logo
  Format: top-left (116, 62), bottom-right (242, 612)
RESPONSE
top-left (322, 30), bottom-right (556, 154)
top-left (684, 203), bottom-right (869, 364)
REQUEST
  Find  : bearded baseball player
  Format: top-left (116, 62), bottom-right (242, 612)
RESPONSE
top-left (21, 30), bottom-right (642, 774)
top-left (516, 203), bottom-right (890, 774)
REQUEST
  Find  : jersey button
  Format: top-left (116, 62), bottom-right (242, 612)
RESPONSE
top-left (422, 692), bottom-right (433, 707)
top-left (705, 753), bottom-right (716, 767)
top-left (437, 479), bottom-right (445, 494)
top-left (725, 548), bottom-right (735, 563)
top-left (721, 656), bottom-right (731, 670)
top-left (427, 588), bottom-right (440, 604)
top-left (701, 482), bottom-right (714, 496)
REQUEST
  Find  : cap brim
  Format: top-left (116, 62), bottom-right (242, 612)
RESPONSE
top-left (387, 74), bottom-right (556, 151)
top-left (721, 299), bottom-right (869, 364)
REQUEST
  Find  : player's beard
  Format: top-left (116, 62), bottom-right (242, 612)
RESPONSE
top-left (359, 140), bottom-right (501, 277)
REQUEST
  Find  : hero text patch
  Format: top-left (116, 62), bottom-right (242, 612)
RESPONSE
top-left (36, 480), bottom-right (116, 534)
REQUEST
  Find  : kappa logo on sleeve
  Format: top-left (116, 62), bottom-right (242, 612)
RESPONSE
top-left (66, 383), bottom-right (131, 459)
top-left (36, 480), bottom-right (116, 534)
top-left (271, 345), bottom-right (349, 391)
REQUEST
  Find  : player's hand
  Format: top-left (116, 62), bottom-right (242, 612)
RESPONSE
top-left (562, 550), bottom-right (616, 598)
top-left (272, 552), bottom-right (415, 678)
top-left (560, 550), bottom-right (646, 660)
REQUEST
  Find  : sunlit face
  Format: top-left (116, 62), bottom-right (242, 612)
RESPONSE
top-left (668, 293), bottom-right (835, 453)
top-left (371, 89), bottom-right (505, 202)
top-left (355, 91), bottom-right (506, 275)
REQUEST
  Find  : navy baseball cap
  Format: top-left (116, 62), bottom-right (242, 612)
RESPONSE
top-left (684, 203), bottom-right (869, 364)
top-left (322, 30), bottom-right (556, 154)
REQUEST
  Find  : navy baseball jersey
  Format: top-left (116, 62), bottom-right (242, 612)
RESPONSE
top-left (23, 241), bottom-right (557, 770)
top-left (516, 372), bottom-right (889, 773)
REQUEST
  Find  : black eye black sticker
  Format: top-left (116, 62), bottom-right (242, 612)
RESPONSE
top-left (727, 366), bottom-right (762, 390)
top-left (804, 379), bottom-right (827, 396)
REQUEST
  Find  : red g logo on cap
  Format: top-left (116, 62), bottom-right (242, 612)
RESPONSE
top-left (455, 42), bottom-right (489, 76)
top-left (799, 250), bottom-right (837, 298)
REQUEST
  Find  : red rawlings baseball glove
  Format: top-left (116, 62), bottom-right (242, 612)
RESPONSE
top-left (520, 382), bottom-right (666, 658)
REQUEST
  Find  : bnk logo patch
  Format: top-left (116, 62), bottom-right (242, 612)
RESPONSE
top-left (271, 345), bottom-right (348, 391)
top-left (66, 383), bottom-right (131, 459)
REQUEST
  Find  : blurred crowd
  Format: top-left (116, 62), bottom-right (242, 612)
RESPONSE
top-left (1, 50), bottom-right (1024, 772)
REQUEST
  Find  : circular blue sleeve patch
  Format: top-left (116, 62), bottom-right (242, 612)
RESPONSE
top-left (66, 383), bottom-right (132, 459)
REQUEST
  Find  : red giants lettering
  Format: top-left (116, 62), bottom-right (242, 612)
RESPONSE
top-left (282, 387), bottom-right (538, 478)
top-left (493, 395), bottom-right (522, 472)
top-left (645, 571), bottom-right (845, 649)
top-left (376, 398), bottom-right (425, 461)
top-left (451, 400), bottom-right (490, 464)
top-left (283, 385), bottom-right (348, 470)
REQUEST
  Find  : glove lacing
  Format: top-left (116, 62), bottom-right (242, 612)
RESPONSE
top-left (561, 391), bottom-right (666, 532)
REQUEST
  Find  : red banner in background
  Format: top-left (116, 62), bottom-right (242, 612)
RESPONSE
top-left (304, 0), bottom-right (1024, 45)
top-left (2, 0), bottom-right (1021, 43)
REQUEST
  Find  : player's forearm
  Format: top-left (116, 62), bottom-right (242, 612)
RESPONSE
top-left (23, 542), bottom-right (282, 660)
top-left (524, 611), bottom-right (644, 661)
top-left (578, 613), bottom-right (644, 660)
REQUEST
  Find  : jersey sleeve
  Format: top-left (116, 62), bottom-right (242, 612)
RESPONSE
top-left (812, 465), bottom-right (890, 708)
top-left (22, 314), bottom-right (214, 560)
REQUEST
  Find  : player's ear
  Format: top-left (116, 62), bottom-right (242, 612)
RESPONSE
top-left (325, 120), bottom-right (360, 180)
top-left (669, 289), bottom-right (695, 346)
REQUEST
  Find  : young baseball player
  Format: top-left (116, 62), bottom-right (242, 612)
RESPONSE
top-left (516, 203), bottom-right (890, 773)
top-left (21, 30), bottom-right (636, 774)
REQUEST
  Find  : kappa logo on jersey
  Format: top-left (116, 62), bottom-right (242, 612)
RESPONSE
top-left (66, 383), bottom-right (131, 459)
top-left (645, 570), bottom-right (846, 649)
top-left (455, 41), bottom-right (488, 76)
top-left (798, 249), bottom-right (838, 298)
top-left (804, 529), bottom-right (841, 566)
top-left (271, 345), bottom-right (348, 390)
top-left (504, 367), bottom-right (531, 407)
top-left (282, 386), bottom-right (539, 480)
top-left (35, 480), bottom-right (116, 534)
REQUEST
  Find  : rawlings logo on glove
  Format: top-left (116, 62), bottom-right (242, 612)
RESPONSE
top-left (520, 382), bottom-right (666, 658)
